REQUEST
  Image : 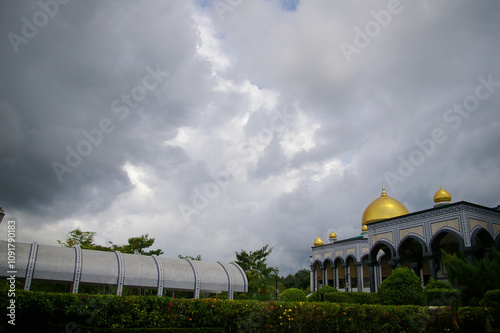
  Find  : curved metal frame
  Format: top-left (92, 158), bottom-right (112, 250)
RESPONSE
top-left (24, 242), bottom-right (38, 291)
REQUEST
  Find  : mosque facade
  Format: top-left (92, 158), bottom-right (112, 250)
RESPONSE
top-left (310, 186), bottom-right (500, 293)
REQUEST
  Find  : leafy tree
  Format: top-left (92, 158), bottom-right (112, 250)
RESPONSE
top-left (57, 228), bottom-right (97, 248)
top-left (282, 269), bottom-right (310, 291)
top-left (442, 248), bottom-right (500, 305)
top-left (235, 245), bottom-right (278, 299)
top-left (114, 234), bottom-right (164, 256)
top-left (235, 244), bottom-right (273, 272)
top-left (178, 254), bottom-right (202, 261)
top-left (377, 267), bottom-right (425, 305)
top-left (58, 228), bottom-right (163, 256)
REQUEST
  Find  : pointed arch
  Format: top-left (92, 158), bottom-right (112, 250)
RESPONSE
top-left (430, 229), bottom-right (465, 256)
top-left (470, 227), bottom-right (494, 259)
top-left (369, 240), bottom-right (396, 264)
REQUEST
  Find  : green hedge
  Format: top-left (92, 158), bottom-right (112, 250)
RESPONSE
top-left (458, 307), bottom-right (488, 332)
top-left (278, 288), bottom-right (307, 302)
top-left (424, 278), bottom-right (452, 291)
top-left (482, 289), bottom-right (500, 307)
top-left (13, 324), bottom-right (224, 333)
top-left (482, 289), bottom-right (500, 328)
top-left (425, 288), bottom-right (461, 307)
top-left (324, 292), bottom-right (379, 304)
top-left (3, 290), bottom-right (432, 332)
top-left (307, 285), bottom-right (338, 301)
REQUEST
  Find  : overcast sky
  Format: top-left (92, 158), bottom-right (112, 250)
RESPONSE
top-left (1, 0), bottom-right (499, 276)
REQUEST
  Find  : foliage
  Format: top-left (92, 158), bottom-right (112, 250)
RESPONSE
top-left (324, 292), bottom-right (379, 305)
top-left (377, 267), bottom-right (425, 306)
top-left (424, 278), bottom-right (452, 291)
top-left (58, 228), bottom-right (163, 256)
top-left (235, 245), bottom-right (273, 272)
top-left (482, 289), bottom-right (500, 307)
top-left (235, 245), bottom-right (281, 299)
top-left (481, 289), bottom-right (500, 327)
top-left (307, 285), bottom-right (338, 302)
top-left (282, 269), bottom-right (310, 291)
top-left (4, 290), bottom-right (433, 332)
top-left (57, 228), bottom-right (96, 248)
top-left (424, 288), bottom-right (461, 307)
top-left (441, 248), bottom-right (500, 305)
top-left (178, 254), bottom-right (202, 261)
top-left (424, 277), bottom-right (460, 307)
top-left (278, 288), bottom-right (306, 302)
top-left (117, 234), bottom-right (164, 256)
top-left (458, 307), bottom-right (488, 332)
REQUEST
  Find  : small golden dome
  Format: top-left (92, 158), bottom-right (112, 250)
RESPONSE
top-left (329, 231), bottom-right (337, 239)
top-left (362, 185), bottom-right (409, 225)
top-left (362, 224), bottom-right (368, 232)
top-left (434, 186), bottom-right (451, 203)
top-left (314, 236), bottom-right (324, 247)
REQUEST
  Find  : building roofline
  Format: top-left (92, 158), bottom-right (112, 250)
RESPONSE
top-left (311, 234), bottom-right (366, 249)
top-left (367, 200), bottom-right (500, 226)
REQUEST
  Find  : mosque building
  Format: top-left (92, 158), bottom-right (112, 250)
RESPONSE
top-left (310, 185), bottom-right (500, 293)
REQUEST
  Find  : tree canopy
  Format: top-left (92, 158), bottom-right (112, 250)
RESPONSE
top-left (58, 228), bottom-right (163, 256)
top-left (178, 254), bottom-right (202, 261)
top-left (282, 269), bottom-right (310, 291)
top-left (235, 244), bottom-right (273, 274)
top-left (442, 248), bottom-right (500, 305)
top-left (235, 245), bottom-right (282, 300)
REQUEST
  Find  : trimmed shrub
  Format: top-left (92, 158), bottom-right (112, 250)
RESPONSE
top-left (481, 289), bottom-right (500, 328)
top-left (424, 278), bottom-right (452, 291)
top-left (425, 288), bottom-right (461, 307)
top-left (324, 292), bottom-right (379, 304)
top-left (307, 284), bottom-right (338, 301)
top-left (458, 307), bottom-right (487, 332)
top-left (378, 267), bottom-right (425, 306)
top-left (481, 289), bottom-right (500, 307)
top-left (278, 288), bottom-right (306, 302)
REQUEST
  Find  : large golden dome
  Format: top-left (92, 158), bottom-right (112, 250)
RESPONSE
top-left (434, 186), bottom-right (451, 203)
top-left (362, 186), bottom-right (409, 225)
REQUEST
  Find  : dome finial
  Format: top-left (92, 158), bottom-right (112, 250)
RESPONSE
top-left (381, 183), bottom-right (387, 197)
